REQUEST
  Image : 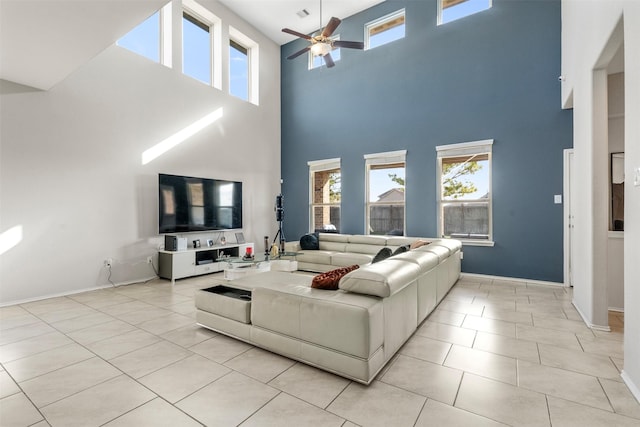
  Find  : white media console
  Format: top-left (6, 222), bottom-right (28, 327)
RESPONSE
top-left (158, 242), bottom-right (254, 283)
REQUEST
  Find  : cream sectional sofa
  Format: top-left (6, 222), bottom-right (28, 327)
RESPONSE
top-left (195, 235), bottom-right (462, 384)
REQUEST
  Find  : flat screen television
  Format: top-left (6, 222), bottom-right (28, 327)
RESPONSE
top-left (158, 173), bottom-right (242, 234)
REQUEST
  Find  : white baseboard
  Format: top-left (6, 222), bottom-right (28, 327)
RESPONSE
top-left (608, 307), bottom-right (624, 313)
top-left (621, 371), bottom-right (640, 404)
top-left (572, 300), bottom-right (611, 331)
top-left (0, 275), bottom-right (158, 307)
top-left (460, 272), bottom-right (565, 288)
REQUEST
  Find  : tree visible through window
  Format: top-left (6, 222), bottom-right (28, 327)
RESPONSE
top-left (365, 151), bottom-right (406, 236)
top-left (311, 167), bottom-right (341, 232)
top-left (437, 140), bottom-right (493, 242)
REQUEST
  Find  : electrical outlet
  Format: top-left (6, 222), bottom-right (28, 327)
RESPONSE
top-left (147, 256), bottom-right (153, 264)
top-left (104, 258), bottom-right (112, 267)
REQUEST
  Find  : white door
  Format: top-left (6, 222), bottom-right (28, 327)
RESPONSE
top-left (563, 149), bottom-right (575, 287)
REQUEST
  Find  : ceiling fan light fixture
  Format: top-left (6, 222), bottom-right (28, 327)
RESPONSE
top-left (310, 42), bottom-right (331, 56)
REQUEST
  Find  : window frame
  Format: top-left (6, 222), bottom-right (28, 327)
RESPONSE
top-left (229, 26), bottom-right (259, 105)
top-left (364, 8), bottom-right (406, 50)
top-left (308, 158), bottom-right (341, 233)
top-left (436, 139), bottom-right (494, 246)
top-left (182, 0), bottom-right (222, 89)
top-left (364, 150), bottom-right (407, 236)
top-left (437, 0), bottom-right (492, 26)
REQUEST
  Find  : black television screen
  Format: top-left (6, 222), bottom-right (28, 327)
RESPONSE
top-left (158, 173), bottom-right (243, 234)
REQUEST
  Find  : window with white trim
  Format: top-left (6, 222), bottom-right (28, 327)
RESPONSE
top-left (437, 140), bottom-right (493, 243)
top-left (438, 0), bottom-right (492, 25)
top-left (365, 9), bottom-right (405, 50)
top-left (309, 159), bottom-right (341, 232)
top-left (365, 151), bottom-right (406, 236)
top-left (229, 26), bottom-right (259, 105)
top-left (117, 3), bottom-right (172, 66)
top-left (182, 0), bottom-right (221, 89)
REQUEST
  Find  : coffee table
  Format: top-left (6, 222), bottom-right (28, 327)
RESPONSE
top-left (220, 256), bottom-right (271, 280)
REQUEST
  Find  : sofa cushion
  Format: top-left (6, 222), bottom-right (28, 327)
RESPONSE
top-left (319, 233), bottom-right (350, 243)
top-left (300, 233), bottom-right (319, 250)
top-left (331, 252), bottom-right (374, 267)
top-left (319, 241), bottom-right (348, 252)
top-left (344, 243), bottom-right (387, 255)
top-left (339, 260), bottom-right (421, 297)
top-left (386, 250), bottom-right (439, 271)
top-left (431, 238), bottom-right (462, 253)
top-left (311, 265), bottom-right (360, 290)
top-left (348, 235), bottom-right (388, 246)
top-left (416, 244), bottom-right (450, 262)
top-left (296, 250), bottom-right (333, 265)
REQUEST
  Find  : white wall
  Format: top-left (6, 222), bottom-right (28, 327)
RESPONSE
top-left (562, 0), bottom-right (640, 401)
top-left (0, 0), bottom-right (282, 304)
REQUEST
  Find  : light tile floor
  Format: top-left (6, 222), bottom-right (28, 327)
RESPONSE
top-left (1, 274), bottom-right (639, 426)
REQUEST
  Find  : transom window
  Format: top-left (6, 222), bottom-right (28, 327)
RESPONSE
top-left (182, 12), bottom-right (212, 85)
top-left (117, 4), bottom-right (171, 66)
top-left (365, 9), bottom-right (405, 50)
top-left (309, 159), bottom-right (341, 233)
top-left (229, 26), bottom-right (259, 104)
top-left (438, 0), bottom-right (492, 25)
top-left (437, 140), bottom-right (493, 244)
top-left (365, 151), bottom-right (406, 236)
top-left (229, 40), bottom-right (249, 101)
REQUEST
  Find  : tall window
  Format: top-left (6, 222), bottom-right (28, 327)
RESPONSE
top-left (365, 9), bottom-right (405, 50)
top-left (183, 11), bottom-right (212, 85)
top-left (229, 39), bottom-right (248, 101)
top-left (438, 0), bottom-right (492, 25)
top-left (309, 159), bottom-right (341, 232)
top-left (437, 140), bottom-right (493, 244)
top-left (365, 151), bottom-right (406, 236)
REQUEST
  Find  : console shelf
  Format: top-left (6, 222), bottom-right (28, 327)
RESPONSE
top-left (159, 243), bottom-right (253, 283)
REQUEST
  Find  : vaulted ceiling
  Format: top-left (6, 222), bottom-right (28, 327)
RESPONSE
top-left (0, 0), bottom-right (382, 91)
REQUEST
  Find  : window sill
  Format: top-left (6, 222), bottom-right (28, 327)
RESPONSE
top-left (459, 239), bottom-right (495, 247)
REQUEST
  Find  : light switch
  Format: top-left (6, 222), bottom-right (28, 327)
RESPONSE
top-left (635, 167), bottom-right (640, 187)
top-left (554, 194), bottom-right (562, 204)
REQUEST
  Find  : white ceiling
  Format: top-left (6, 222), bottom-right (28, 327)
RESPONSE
top-left (218, 0), bottom-right (385, 45)
top-left (0, 0), bottom-right (382, 91)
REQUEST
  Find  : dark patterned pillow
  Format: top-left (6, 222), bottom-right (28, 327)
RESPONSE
top-left (311, 265), bottom-right (360, 290)
top-left (300, 233), bottom-right (319, 250)
top-left (372, 247), bottom-right (392, 263)
top-left (392, 245), bottom-right (410, 256)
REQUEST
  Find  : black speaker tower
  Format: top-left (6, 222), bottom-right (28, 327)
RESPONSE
top-left (273, 194), bottom-right (285, 252)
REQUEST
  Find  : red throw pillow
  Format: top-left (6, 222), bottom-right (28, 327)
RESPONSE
top-left (311, 265), bottom-right (360, 290)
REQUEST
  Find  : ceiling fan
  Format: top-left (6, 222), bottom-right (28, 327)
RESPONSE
top-left (282, 1), bottom-right (364, 68)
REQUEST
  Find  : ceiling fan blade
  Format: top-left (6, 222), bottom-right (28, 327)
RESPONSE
top-left (323, 53), bottom-right (335, 68)
top-left (282, 28), bottom-right (312, 40)
top-left (333, 40), bottom-right (365, 50)
top-left (287, 46), bottom-right (311, 60)
top-left (322, 17), bottom-right (341, 38)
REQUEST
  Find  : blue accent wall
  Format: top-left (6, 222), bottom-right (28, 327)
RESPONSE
top-left (280, 0), bottom-right (573, 282)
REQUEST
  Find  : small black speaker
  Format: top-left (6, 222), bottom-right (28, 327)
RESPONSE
top-left (165, 235), bottom-right (178, 251)
top-left (276, 209), bottom-right (284, 222)
top-left (275, 194), bottom-right (284, 209)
